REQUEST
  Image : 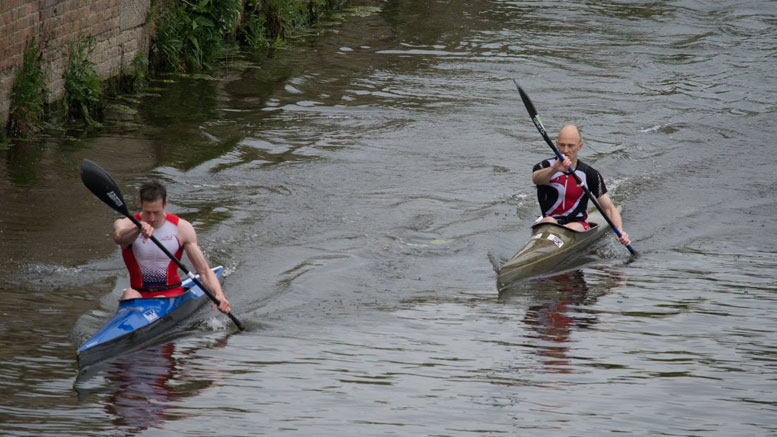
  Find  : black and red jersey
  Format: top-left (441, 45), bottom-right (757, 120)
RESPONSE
top-left (532, 158), bottom-right (607, 225)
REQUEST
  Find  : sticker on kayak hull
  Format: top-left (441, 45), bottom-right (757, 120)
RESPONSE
top-left (547, 234), bottom-right (564, 248)
top-left (143, 309), bottom-right (159, 322)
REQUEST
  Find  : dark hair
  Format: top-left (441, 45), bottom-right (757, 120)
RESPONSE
top-left (139, 180), bottom-right (167, 204)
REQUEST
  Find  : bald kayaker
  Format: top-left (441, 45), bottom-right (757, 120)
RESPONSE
top-left (531, 124), bottom-right (631, 247)
top-left (112, 180), bottom-right (232, 314)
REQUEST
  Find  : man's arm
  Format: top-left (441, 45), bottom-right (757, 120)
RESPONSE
top-left (113, 217), bottom-right (140, 249)
top-left (532, 155), bottom-right (571, 185)
top-left (596, 193), bottom-right (630, 246)
top-left (178, 220), bottom-right (232, 314)
top-left (113, 216), bottom-right (156, 249)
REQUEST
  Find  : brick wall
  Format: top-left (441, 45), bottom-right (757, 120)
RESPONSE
top-left (0, 0), bottom-right (152, 126)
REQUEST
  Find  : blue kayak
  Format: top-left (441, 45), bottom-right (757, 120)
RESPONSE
top-left (76, 266), bottom-right (223, 369)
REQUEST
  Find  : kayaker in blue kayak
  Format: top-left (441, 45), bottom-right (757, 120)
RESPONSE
top-left (531, 124), bottom-right (631, 247)
top-left (112, 181), bottom-right (232, 314)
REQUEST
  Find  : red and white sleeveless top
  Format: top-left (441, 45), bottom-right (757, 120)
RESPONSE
top-left (121, 213), bottom-right (184, 297)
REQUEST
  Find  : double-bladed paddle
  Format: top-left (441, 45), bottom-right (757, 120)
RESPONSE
top-left (80, 159), bottom-right (246, 330)
top-left (514, 80), bottom-right (637, 256)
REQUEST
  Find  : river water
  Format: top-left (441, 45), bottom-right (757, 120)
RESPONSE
top-left (2, 0), bottom-right (776, 435)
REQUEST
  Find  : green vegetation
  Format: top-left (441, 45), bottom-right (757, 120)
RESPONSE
top-left (3, 1), bottom-right (349, 137)
top-left (6, 40), bottom-right (47, 137)
top-left (239, 1), bottom-right (273, 50)
top-left (273, 0), bottom-right (334, 35)
top-left (129, 52), bottom-right (150, 93)
top-left (148, 0), bottom-right (346, 69)
top-left (238, 0), bottom-right (340, 51)
top-left (151, 0), bottom-right (242, 72)
top-left (63, 36), bottom-right (103, 127)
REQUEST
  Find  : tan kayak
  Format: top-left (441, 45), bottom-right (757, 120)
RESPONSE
top-left (497, 207), bottom-right (618, 291)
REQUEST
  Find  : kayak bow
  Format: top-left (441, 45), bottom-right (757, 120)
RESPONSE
top-left (76, 266), bottom-right (223, 369)
top-left (497, 209), bottom-right (616, 291)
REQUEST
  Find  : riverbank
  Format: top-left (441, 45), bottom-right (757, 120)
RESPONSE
top-left (0, 0), bottom-right (348, 135)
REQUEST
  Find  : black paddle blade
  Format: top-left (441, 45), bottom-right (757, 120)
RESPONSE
top-left (513, 80), bottom-right (538, 119)
top-left (80, 159), bottom-right (130, 217)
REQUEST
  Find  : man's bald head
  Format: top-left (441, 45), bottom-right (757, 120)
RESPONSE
top-left (557, 125), bottom-right (582, 146)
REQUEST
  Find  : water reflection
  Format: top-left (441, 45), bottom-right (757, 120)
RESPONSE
top-left (5, 140), bottom-right (44, 186)
top-left (507, 271), bottom-right (592, 373)
top-left (529, 271), bottom-right (591, 373)
top-left (106, 343), bottom-right (180, 430)
top-left (75, 336), bottom-right (227, 434)
top-left (499, 268), bottom-right (627, 374)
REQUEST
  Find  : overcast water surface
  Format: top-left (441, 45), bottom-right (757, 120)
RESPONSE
top-left (1, 1), bottom-right (776, 435)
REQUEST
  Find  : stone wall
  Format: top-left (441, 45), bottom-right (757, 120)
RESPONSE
top-left (0, 0), bottom-right (152, 126)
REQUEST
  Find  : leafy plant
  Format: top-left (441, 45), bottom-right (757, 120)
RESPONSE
top-left (130, 52), bottom-right (149, 92)
top-left (7, 40), bottom-right (47, 137)
top-left (151, 0), bottom-right (241, 72)
top-left (239, 0), bottom-right (271, 50)
top-left (63, 36), bottom-right (103, 127)
top-left (238, 0), bottom-right (337, 50)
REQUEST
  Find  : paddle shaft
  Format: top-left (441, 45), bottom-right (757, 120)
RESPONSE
top-left (514, 81), bottom-right (636, 255)
top-left (125, 214), bottom-right (246, 331)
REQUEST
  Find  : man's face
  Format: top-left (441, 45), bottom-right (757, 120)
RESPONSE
top-left (139, 199), bottom-right (166, 228)
top-left (556, 132), bottom-right (582, 161)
